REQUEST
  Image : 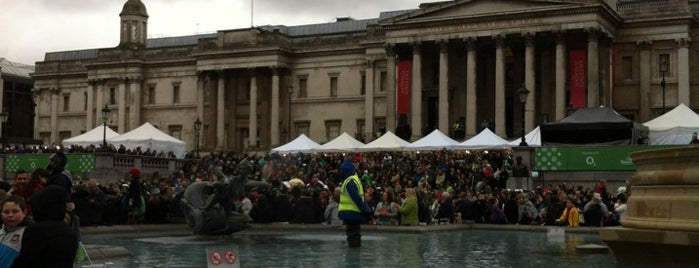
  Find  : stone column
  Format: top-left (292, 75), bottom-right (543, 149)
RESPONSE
top-left (364, 59), bottom-right (375, 141)
top-left (465, 38), bottom-right (478, 136)
top-left (587, 28), bottom-right (600, 108)
top-left (196, 72), bottom-right (206, 120)
top-left (129, 78), bottom-right (141, 129)
top-left (86, 81), bottom-right (94, 130)
top-left (270, 67), bottom-right (280, 146)
top-left (385, 44), bottom-right (397, 132)
top-left (249, 70), bottom-right (258, 148)
top-left (216, 71), bottom-right (225, 150)
top-left (677, 38), bottom-right (690, 105)
top-left (494, 35), bottom-right (506, 137)
top-left (410, 42), bottom-right (423, 140)
top-left (117, 79), bottom-right (126, 133)
top-left (95, 81), bottom-right (104, 127)
top-left (50, 88), bottom-right (59, 144)
top-left (555, 32), bottom-right (567, 120)
top-left (438, 39), bottom-right (450, 134)
top-left (524, 32), bottom-right (536, 131)
top-left (638, 41), bottom-right (652, 121)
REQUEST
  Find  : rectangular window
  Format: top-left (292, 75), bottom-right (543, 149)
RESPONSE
top-left (329, 73), bottom-right (339, 97)
top-left (40, 132), bottom-right (51, 145)
top-left (360, 73), bottom-right (366, 95)
top-left (109, 87), bottom-right (116, 105)
top-left (375, 117), bottom-right (386, 137)
top-left (168, 125), bottom-right (183, 140)
top-left (148, 84), bottom-right (156, 104)
top-left (295, 121), bottom-right (310, 137)
top-left (84, 92), bottom-right (88, 111)
top-left (298, 77), bottom-right (308, 98)
top-left (63, 94), bottom-right (70, 112)
top-left (59, 131), bottom-right (72, 143)
top-left (325, 120), bottom-right (341, 142)
top-left (380, 70), bottom-right (387, 92)
top-left (621, 56), bottom-right (633, 80)
top-left (356, 119), bottom-right (365, 142)
top-left (172, 82), bottom-right (181, 104)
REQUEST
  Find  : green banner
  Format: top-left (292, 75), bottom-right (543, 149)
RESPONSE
top-left (535, 146), bottom-right (676, 171)
top-left (5, 154), bottom-right (95, 173)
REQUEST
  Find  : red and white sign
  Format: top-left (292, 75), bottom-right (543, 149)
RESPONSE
top-left (224, 250), bottom-right (237, 264)
top-left (209, 251), bottom-right (222, 266)
top-left (207, 246), bottom-right (241, 268)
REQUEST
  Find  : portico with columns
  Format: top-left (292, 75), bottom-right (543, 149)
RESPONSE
top-left (379, 0), bottom-right (616, 139)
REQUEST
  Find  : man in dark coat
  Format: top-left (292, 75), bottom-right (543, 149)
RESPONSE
top-left (12, 185), bottom-right (78, 267)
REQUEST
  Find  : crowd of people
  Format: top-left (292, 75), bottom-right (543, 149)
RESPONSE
top-left (0, 148), bottom-right (633, 263)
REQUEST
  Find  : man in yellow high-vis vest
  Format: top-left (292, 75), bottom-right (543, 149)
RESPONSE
top-left (338, 158), bottom-right (371, 247)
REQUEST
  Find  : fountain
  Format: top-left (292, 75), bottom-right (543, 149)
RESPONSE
top-left (600, 147), bottom-right (699, 266)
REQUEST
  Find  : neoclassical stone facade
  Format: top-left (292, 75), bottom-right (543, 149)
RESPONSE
top-left (32, 0), bottom-right (699, 153)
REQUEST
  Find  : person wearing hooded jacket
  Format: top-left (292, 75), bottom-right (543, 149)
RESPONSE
top-left (338, 158), bottom-right (372, 248)
top-left (12, 185), bottom-right (78, 267)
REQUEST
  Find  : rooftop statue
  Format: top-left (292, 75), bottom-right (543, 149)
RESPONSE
top-left (181, 159), bottom-right (268, 235)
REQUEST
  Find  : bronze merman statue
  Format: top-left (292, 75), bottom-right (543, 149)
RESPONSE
top-left (181, 159), bottom-right (268, 235)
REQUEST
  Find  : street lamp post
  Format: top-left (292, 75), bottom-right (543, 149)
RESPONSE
top-left (194, 117), bottom-right (202, 157)
top-left (517, 83), bottom-right (530, 147)
top-left (659, 57), bottom-right (668, 114)
top-left (287, 85), bottom-right (293, 142)
top-left (101, 105), bottom-right (110, 150)
top-left (0, 110), bottom-right (8, 152)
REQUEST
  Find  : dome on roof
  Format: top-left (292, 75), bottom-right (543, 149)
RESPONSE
top-left (119, 0), bottom-right (148, 17)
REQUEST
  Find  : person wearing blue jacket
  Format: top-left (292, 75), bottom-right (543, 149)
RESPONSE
top-left (338, 158), bottom-right (372, 248)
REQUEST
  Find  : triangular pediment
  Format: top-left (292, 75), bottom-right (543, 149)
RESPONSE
top-left (384, 0), bottom-right (585, 24)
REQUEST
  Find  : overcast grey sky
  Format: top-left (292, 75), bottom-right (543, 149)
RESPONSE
top-left (0, 0), bottom-right (441, 65)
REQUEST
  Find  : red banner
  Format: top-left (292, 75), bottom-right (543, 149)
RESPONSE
top-left (569, 50), bottom-right (586, 109)
top-left (397, 61), bottom-right (411, 114)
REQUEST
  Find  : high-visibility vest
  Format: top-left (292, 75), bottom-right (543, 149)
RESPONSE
top-left (339, 174), bottom-right (364, 213)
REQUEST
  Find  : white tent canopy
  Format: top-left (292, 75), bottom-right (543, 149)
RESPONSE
top-left (405, 129), bottom-right (460, 151)
top-left (358, 131), bottom-right (410, 152)
top-left (108, 122), bottom-right (187, 158)
top-left (459, 128), bottom-right (510, 149)
top-left (644, 103), bottom-right (699, 144)
top-left (271, 134), bottom-right (320, 153)
top-left (507, 126), bottom-right (542, 147)
top-left (62, 125), bottom-right (120, 147)
top-left (314, 132), bottom-right (365, 152)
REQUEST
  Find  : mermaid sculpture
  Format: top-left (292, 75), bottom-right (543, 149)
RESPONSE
top-left (181, 159), bottom-right (268, 235)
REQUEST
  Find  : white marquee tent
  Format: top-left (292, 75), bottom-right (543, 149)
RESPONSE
top-left (644, 103), bottom-right (699, 144)
top-left (459, 128), bottom-right (510, 149)
top-left (108, 122), bottom-right (187, 158)
top-left (507, 126), bottom-right (542, 147)
top-left (271, 134), bottom-right (321, 153)
top-left (358, 131), bottom-right (410, 152)
top-left (62, 125), bottom-right (120, 147)
top-left (405, 129), bottom-right (460, 151)
top-left (314, 132), bottom-right (365, 152)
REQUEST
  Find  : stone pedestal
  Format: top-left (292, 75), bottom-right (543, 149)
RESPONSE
top-left (600, 147), bottom-right (699, 266)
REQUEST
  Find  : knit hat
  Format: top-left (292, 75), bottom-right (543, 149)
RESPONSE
top-left (128, 167), bottom-right (141, 177)
top-left (340, 159), bottom-right (356, 178)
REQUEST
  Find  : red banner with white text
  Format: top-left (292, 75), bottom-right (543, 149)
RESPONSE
top-left (569, 50), bottom-right (587, 109)
top-left (397, 61), bottom-right (411, 114)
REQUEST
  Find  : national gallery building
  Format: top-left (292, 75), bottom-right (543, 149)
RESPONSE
top-left (32, 0), bottom-right (699, 153)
